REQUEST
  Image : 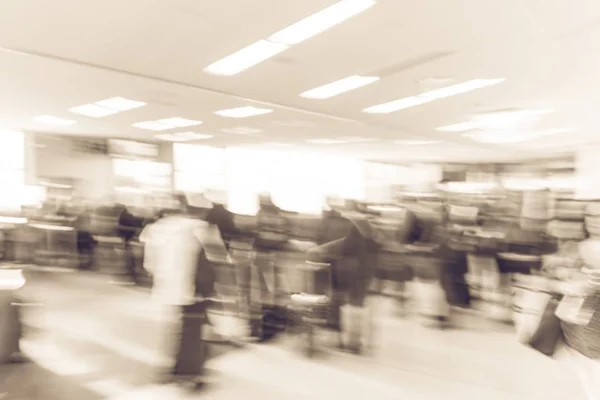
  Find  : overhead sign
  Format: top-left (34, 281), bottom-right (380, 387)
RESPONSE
top-left (108, 139), bottom-right (159, 160)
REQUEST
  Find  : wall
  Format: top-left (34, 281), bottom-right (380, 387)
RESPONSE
top-left (33, 134), bottom-right (115, 202)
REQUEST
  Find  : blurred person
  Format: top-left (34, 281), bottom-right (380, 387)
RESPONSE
top-left (309, 203), bottom-right (376, 353)
top-left (140, 199), bottom-right (225, 390)
top-left (117, 205), bottom-right (143, 285)
top-left (75, 214), bottom-right (97, 271)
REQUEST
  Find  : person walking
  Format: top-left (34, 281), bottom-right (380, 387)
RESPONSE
top-left (140, 203), bottom-right (226, 391)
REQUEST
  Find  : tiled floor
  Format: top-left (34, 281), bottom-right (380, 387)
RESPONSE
top-left (1, 269), bottom-right (589, 399)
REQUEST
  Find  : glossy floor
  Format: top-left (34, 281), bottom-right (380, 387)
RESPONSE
top-left (0, 269), bottom-right (588, 399)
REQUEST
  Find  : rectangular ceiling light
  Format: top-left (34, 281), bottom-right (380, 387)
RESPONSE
top-left (363, 78), bottom-right (505, 114)
top-left (70, 97), bottom-right (146, 118)
top-left (268, 0), bottom-right (377, 46)
top-left (301, 75), bottom-right (380, 99)
top-left (133, 121), bottom-right (172, 131)
top-left (204, 40), bottom-right (289, 76)
top-left (96, 97), bottom-right (146, 111)
top-left (215, 106), bottom-right (273, 118)
top-left (155, 117), bottom-right (203, 128)
top-left (70, 104), bottom-right (119, 118)
top-left (34, 115), bottom-right (76, 126)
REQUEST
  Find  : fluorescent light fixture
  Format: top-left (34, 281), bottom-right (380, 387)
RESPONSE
top-left (133, 118), bottom-right (202, 131)
top-left (394, 140), bottom-right (439, 145)
top-left (205, 40), bottom-right (288, 76)
top-left (132, 121), bottom-right (172, 131)
top-left (436, 121), bottom-right (479, 132)
top-left (95, 97), bottom-right (146, 111)
top-left (301, 75), bottom-right (380, 99)
top-left (307, 138), bottom-right (347, 144)
top-left (34, 115), bottom-right (76, 126)
top-left (268, 0), bottom-right (376, 46)
top-left (221, 127), bottom-right (264, 135)
top-left (69, 104), bottom-right (119, 118)
top-left (70, 97), bottom-right (146, 118)
top-left (215, 106), bottom-right (273, 118)
top-left (155, 132), bottom-right (213, 142)
top-left (472, 109), bottom-right (553, 130)
top-left (363, 78), bottom-right (505, 114)
top-left (155, 117), bottom-right (202, 128)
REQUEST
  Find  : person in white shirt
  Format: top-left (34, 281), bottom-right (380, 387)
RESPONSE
top-left (140, 206), bottom-right (229, 390)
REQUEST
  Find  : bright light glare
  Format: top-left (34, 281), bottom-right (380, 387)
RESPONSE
top-left (363, 78), bottom-right (505, 114)
top-left (155, 118), bottom-right (202, 128)
top-left (0, 216), bottom-right (28, 224)
top-left (215, 106), bottom-right (273, 118)
top-left (69, 104), bottom-right (119, 118)
top-left (96, 97), bottom-right (146, 111)
top-left (0, 269), bottom-right (26, 290)
top-left (204, 40), bottom-right (289, 76)
top-left (268, 0), bottom-right (376, 45)
top-left (301, 75), bottom-right (380, 99)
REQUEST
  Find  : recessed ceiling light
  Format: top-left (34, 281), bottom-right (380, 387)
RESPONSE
top-left (34, 115), bottom-right (76, 126)
top-left (215, 106), bottom-right (273, 118)
top-left (155, 117), bottom-right (202, 128)
top-left (205, 40), bottom-right (289, 76)
top-left (394, 140), bottom-right (439, 145)
top-left (133, 121), bottom-right (172, 131)
top-left (69, 104), bottom-right (120, 118)
top-left (301, 75), bottom-right (380, 99)
top-left (268, 0), bottom-right (376, 46)
top-left (69, 97), bottom-right (146, 118)
top-left (307, 138), bottom-right (347, 145)
top-left (221, 127), bottom-right (264, 135)
top-left (96, 97), bottom-right (146, 111)
top-left (363, 78), bottom-right (505, 114)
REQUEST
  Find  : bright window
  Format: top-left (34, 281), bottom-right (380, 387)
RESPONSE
top-left (0, 130), bottom-right (25, 211)
top-left (173, 144), bottom-right (226, 193)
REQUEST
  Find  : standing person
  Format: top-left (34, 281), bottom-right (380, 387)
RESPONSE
top-left (140, 202), bottom-right (225, 391)
top-left (117, 206), bottom-right (141, 285)
top-left (75, 215), bottom-right (97, 271)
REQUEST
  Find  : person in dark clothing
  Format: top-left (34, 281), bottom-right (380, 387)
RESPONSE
top-left (75, 215), bottom-right (97, 270)
top-left (205, 203), bottom-right (237, 248)
top-left (117, 206), bottom-right (142, 284)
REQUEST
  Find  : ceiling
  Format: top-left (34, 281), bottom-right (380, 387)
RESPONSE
top-left (1, 0), bottom-right (600, 163)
